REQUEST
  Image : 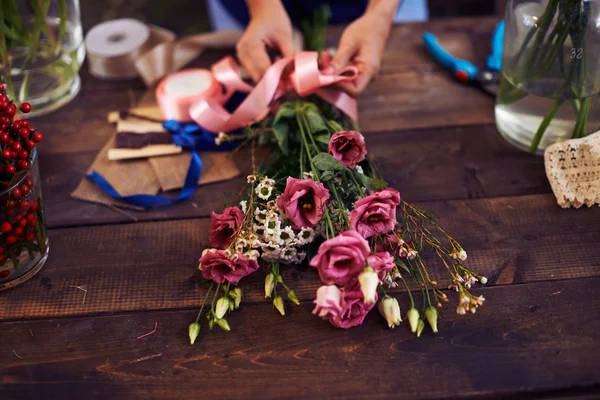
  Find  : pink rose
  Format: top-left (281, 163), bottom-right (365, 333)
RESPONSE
top-left (277, 177), bottom-right (330, 229)
top-left (368, 252), bottom-right (395, 281)
top-left (209, 206), bottom-right (244, 249)
top-left (328, 130), bottom-right (367, 168)
top-left (329, 283), bottom-right (378, 329)
top-left (309, 230), bottom-right (370, 285)
top-left (350, 188), bottom-right (401, 238)
top-left (312, 285), bottom-right (344, 318)
top-left (199, 250), bottom-right (259, 285)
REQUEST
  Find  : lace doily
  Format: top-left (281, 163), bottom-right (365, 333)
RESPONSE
top-left (544, 131), bottom-right (600, 208)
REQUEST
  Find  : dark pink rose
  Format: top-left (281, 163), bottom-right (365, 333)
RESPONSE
top-left (350, 188), bottom-right (401, 238)
top-left (309, 230), bottom-right (370, 285)
top-left (329, 282), bottom-right (378, 329)
top-left (209, 206), bottom-right (244, 249)
top-left (328, 130), bottom-right (367, 168)
top-left (277, 177), bottom-right (330, 229)
top-left (199, 250), bottom-right (259, 284)
top-left (368, 252), bottom-right (395, 281)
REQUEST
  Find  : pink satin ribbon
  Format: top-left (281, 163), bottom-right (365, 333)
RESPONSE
top-left (157, 51), bottom-right (358, 133)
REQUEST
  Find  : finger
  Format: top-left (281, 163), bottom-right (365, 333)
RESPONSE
top-left (353, 64), bottom-right (377, 93)
top-left (276, 35), bottom-right (296, 58)
top-left (330, 40), bottom-right (357, 72)
top-left (334, 81), bottom-right (360, 97)
top-left (236, 38), bottom-right (272, 82)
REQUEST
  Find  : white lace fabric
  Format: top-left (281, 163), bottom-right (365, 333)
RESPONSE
top-left (544, 131), bottom-right (600, 208)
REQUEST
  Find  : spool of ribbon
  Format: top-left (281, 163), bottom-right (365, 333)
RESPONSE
top-left (85, 18), bottom-right (244, 85)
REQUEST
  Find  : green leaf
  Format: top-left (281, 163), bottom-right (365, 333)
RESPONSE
top-left (312, 153), bottom-right (345, 171)
top-left (327, 120), bottom-right (344, 133)
top-left (320, 170), bottom-right (334, 181)
top-left (314, 134), bottom-right (331, 145)
top-left (272, 119), bottom-right (289, 155)
top-left (357, 172), bottom-right (387, 190)
top-left (274, 102), bottom-right (296, 120)
top-left (303, 104), bottom-right (328, 134)
top-left (396, 259), bottom-right (410, 274)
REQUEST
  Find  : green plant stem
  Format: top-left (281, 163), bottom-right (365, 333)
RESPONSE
top-left (399, 275), bottom-right (415, 308)
top-left (210, 284), bottom-right (221, 315)
top-left (195, 282), bottom-right (214, 323)
top-left (529, 99), bottom-right (564, 153)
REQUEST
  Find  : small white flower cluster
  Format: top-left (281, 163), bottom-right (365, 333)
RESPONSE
top-left (250, 176), bottom-right (316, 264)
top-left (397, 238), bottom-right (418, 260)
top-left (215, 132), bottom-right (231, 146)
top-left (383, 268), bottom-right (402, 289)
top-left (448, 273), bottom-right (487, 291)
top-left (456, 293), bottom-right (485, 315)
top-left (450, 249), bottom-right (468, 261)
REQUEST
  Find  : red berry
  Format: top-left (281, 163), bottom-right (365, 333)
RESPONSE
top-left (1, 222), bottom-right (11, 233)
top-left (7, 200), bottom-right (15, 209)
top-left (10, 151), bottom-right (17, 159)
top-left (19, 218), bottom-right (27, 227)
top-left (26, 213), bottom-right (35, 221)
top-left (11, 142), bottom-right (21, 151)
top-left (32, 132), bottom-right (43, 143)
top-left (5, 165), bottom-right (15, 175)
top-left (0, 269), bottom-right (9, 277)
top-left (30, 201), bottom-right (38, 211)
top-left (17, 160), bottom-right (29, 170)
top-left (18, 127), bottom-right (29, 139)
top-left (19, 200), bottom-right (30, 210)
top-left (24, 140), bottom-right (35, 150)
top-left (11, 188), bottom-right (21, 199)
top-left (19, 103), bottom-right (31, 113)
top-left (0, 133), bottom-right (9, 144)
top-left (25, 178), bottom-right (33, 187)
top-left (4, 104), bottom-right (16, 117)
top-left (13, 227), bottom-right (23, 236)
top-left (2, 149), bottom-right (11, 159)
top-left (6, 235), bottom-right (16, 244)
top-left (0, 246), bottom-right (4, 253)
top-left (0, 83), bottom-right (4, 92)
top-left (28, 217), bottom-right (36, 226)
top-left (0, 116), bottom-right (9, 125)
top-left (18, 150), bottom-right (29, 159)
top-left (0, 95), bottom-right (7, 109)
top-left (25, 232), bottom-right (35, 241)
top-left (10, 121), bottom-right (21, 131)
top-left (20, 119), bottom-right (28, 127)
top-left (19, 184), bottom-right (29, 195)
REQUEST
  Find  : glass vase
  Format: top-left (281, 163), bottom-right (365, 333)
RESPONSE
top-left (0, 0), bottom-right (85, 117)
top-left (0, 149), bottom-right (49, 291)
top-left (495, 0), bottom-right (600, 154)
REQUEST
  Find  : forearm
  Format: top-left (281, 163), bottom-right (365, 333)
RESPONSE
top-left (365, 0), bottom-right (401, 24)
top-left (245, 0), bottom-right (284, 18)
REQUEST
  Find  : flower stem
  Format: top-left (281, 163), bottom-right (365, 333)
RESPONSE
top-left (529, 99), bottom-right (564, 153)
top-left (195, 281), bottom-right (214, 323)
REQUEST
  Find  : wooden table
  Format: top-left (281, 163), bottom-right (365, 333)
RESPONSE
top-left (1, 17), bottom-right (599, 399)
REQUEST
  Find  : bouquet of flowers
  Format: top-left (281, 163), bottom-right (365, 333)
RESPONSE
top-left (187, 100), bottom-right (486, 344)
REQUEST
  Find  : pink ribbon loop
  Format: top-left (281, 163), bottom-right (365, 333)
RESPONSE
top-left (158, 51), bottom-right (359, 133)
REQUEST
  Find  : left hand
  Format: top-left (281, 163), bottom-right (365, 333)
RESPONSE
top-left (326, 13), bottom-right (392, 96)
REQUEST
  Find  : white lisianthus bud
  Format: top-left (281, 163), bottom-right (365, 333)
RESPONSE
top-left (378, 296), bottom-right (402, 328)
top-left (358, 266), bottom-right (379, 304)
top-left (480, 276), bottom-right (488, 284)
top-left (458, 250), bottom-right (467, 261)
top-left (216, 318), bottom-right (231, 331)
top-left (188, 322), bottom-right (200, 345)
top-left (273, 296), bottom-right (285, 316)
top-left (230, 287), bottom-right (242, 308)
top-left (424, 306), bottom-right (438, 333)
top-left (287, 290), bottom-right (300, 306)
top-left (265, 273), bottom-right (276, 298)
top-left (407, 307), bottom-right (420, 333)
top-left (416, 319), bottom-right (425, 337)
top-left (215, 297), bottom-right (230, 319)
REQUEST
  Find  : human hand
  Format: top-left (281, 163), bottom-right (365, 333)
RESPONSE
top-left (327, 12), bottom-right (393, 96)
top-left (236, 0), bottom-right (296, 83)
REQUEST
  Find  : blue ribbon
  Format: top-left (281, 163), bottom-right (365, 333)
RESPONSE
top-left (87, 92), bottom-right (247, 208)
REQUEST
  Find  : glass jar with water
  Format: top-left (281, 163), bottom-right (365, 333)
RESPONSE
top-left (496, 0), bottom-right (600, 154)
top-left (0, 0), bottom-right (85, 117)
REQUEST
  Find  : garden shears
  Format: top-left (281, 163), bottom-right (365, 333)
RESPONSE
top-left (423, 21), bottom-right (504, 97)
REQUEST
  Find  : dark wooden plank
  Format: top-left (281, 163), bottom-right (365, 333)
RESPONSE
top-left (1, 193), bottom-right (598, 320)
top-left (39, 124), bottom-right (547, 228)
top-left (1, 278), bottom-right (599, 399)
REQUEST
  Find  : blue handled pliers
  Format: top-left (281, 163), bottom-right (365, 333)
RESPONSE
top-left (423, 21), bottom-right (504, 97)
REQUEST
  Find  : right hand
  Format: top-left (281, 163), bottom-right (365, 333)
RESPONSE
top-left (236, 1), bottom-right (296, 83)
